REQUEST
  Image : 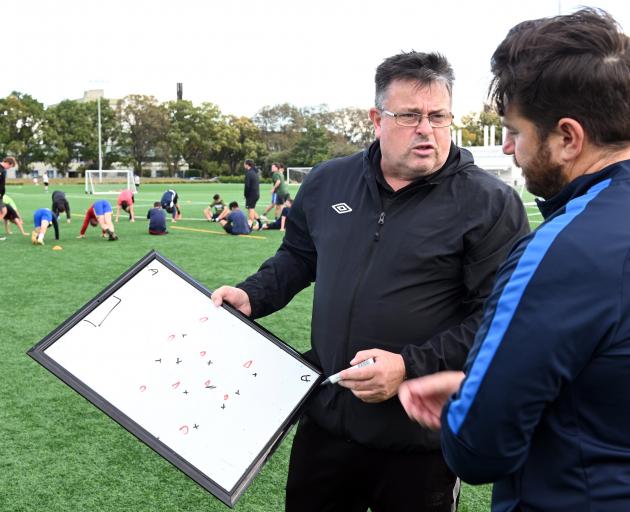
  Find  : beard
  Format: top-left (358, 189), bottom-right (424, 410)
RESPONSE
top-left (517, 143), bottom-right (567, 200)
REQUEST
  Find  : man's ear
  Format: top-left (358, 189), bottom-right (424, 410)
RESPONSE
top-left (554, 118), bottom-right (585, 162)
top-left (369, 108), bottom-right (383, 139)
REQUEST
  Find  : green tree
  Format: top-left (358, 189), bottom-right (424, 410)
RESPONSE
top-left (165, 100), bottom-right (225, 177)
top-left (118, 95), bottom-right (169, 175)
top-left (324, 107), bottom-right (373, 148)
top-left (458, 104), bottom-right (502, 146)
top-left (218, 116), bottom-right (267, 174)
top-left (0, 92), bottom-right (46, 174)
top-left (288, 118), bottom-right (333, 167)
top-left (43, 99), bottom-right (118, 173)
top-left (253, 103), bottom-right (305, 172)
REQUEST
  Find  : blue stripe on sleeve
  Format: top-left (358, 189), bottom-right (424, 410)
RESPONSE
top-left (447, 178), bottom-right (612, 435)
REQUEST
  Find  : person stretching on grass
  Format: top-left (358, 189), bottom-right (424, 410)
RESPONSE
top-left (77, 200), bottom-right (118, 240)
top-left (31, 208), bottom-right (59, 245)
top-left (0, 202), bottom-right (29, 236)
top-left (160, 189), bottom-right (181, 222)
top-left (262, 197), bottom-right (292, 231)
top-left (147, 202), bottom-right (168, 235)
top-left (2, 194), bottom-right (22, 217)
top-left (51, 190), bottom-right (71, 223)
top-left (219, 201), bottom-right (252, 235)
top-left (204, 193), bottom-right (226, 222)
top-left (115, 188), bottom-right (135, 223)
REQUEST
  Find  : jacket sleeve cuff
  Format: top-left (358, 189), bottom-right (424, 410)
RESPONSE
top-left (236, 282), bottom-right (264, 319)
top-left (400, 346), bottom-right (420, 379)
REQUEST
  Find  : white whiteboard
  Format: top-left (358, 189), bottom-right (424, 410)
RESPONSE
top-left (28, 251), bottom-right (322, 507)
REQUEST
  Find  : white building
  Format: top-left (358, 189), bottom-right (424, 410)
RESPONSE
top-left (453, 126), bottom-right (523, 186)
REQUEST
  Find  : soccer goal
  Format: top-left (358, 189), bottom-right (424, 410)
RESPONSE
top-left (85, 170), bottom-right (137, 195)
top-left (286, 167), bottom-right (312, 184)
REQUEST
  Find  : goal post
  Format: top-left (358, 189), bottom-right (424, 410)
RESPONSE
top-left (286, 167), bottom-right (312, 184)
top-left (85, 170), bottom-right (137, 195)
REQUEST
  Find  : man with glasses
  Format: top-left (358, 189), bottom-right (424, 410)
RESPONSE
top-left (212, 51), bottom-right (528, 511)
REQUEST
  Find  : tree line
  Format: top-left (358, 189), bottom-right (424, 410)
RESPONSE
top-left (0, 92), bottom-right (501, 177)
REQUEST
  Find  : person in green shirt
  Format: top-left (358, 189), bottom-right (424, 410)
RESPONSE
top-left (204, 193), bottom-right (227, 222)
top-left (263, 162), bottom-right (290, 219)
top-left (1, 194), bottom-right (20, 217)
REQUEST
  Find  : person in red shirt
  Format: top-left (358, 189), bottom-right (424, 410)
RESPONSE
top-left (115, 189), bottom-right (135, 222)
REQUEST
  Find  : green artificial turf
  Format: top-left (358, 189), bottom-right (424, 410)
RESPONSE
top-left (1, 181), bottom-right (503, 511)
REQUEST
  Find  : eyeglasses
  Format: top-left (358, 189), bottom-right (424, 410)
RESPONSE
top-left (381, 110), bottom-right (453, 128)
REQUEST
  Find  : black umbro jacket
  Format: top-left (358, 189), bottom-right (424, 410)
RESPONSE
top-left (239, 141), bottom-right (529, 451)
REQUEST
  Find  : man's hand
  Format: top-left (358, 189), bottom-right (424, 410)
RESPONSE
top-left (337, 349), bottom-right (406, 403)
top-left (211, 286), bottom-right (252, 317)
top-left (398, 371), bottom-right (465, 431)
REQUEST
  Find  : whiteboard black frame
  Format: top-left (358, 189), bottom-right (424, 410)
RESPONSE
top-left (27, 250), bottom-right (322, 508)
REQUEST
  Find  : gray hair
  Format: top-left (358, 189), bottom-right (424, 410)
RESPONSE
top-left (375, 51), bottom-right (454, 109)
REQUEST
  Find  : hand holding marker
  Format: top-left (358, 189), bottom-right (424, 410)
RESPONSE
top-left (320, 357), bottom-right (376, 386)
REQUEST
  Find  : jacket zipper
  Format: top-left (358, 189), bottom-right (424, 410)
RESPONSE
top-left (373, 211), bottom-right (386, 241)
top-left (338, 210), bottom-right (387, 438)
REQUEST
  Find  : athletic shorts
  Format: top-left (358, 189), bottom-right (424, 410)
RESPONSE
top-left (275, 192), bottom-right (289, 205)
top-left (34, 209), bottom-right (53, 228)
top-left (245, 196), bottom-right (259, 209)
top-left (93, 200), bottom-right (113, 216)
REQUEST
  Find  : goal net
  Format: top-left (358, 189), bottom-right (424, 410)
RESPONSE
top-left (286, 167), bottom-right (312, 184)
top-left (85, 170), bottom-right (137, 195)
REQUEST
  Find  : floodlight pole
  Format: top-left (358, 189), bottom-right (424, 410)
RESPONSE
top-left (97, 97), bottom-right (103, 180)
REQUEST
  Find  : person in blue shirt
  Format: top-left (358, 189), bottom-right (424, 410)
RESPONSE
top-left (219, 201), bottom-right (251, 235)
top-left (32, 208), bottom-right (59, 245)
top-left (399, 8), bottom-right (630, 512)
top-left (147, 202), bottom-right (168, 235)
top-left (160, 189), bottom-right (181, 221)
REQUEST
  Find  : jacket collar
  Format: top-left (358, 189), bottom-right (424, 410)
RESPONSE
top-left (536, 160), bottom-right (630, 219)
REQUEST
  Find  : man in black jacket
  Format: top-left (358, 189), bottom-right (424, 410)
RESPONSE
top-left (243, 159), bottom-right (262, 229)
top-left (0, 156), bottom-right (16, 202)
top-left (213, 51), bottom-right (529, 511)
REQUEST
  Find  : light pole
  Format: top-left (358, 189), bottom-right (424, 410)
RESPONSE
top-left (97, 96), bottom-right (103, 180)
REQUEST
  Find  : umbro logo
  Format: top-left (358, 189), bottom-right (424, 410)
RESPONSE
top-left (331, 203), bottom-right (352, 214)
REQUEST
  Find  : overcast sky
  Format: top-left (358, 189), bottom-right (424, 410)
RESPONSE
top-left (4, 0), bottom-right (629, 121)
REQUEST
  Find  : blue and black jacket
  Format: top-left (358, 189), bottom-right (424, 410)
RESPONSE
top-left (442, 160), bottom-right (630, 511)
